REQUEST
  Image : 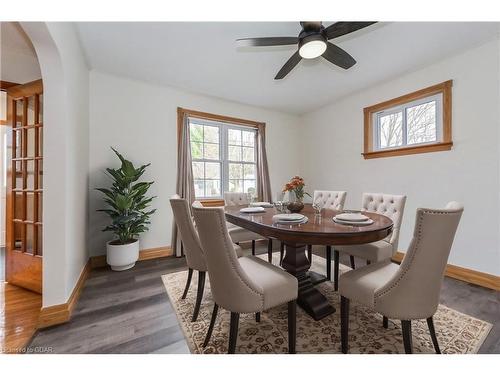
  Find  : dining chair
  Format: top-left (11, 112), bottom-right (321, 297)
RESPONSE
top-left (192, 204), bottom-right (298, 354)
top-left (170, 196), bottom-right (245, 322)
top-left (339, 202), bottom-right (463, 354)
top-left (224, 192), bottom-right (274, 262)
top-left (307, 190), bottom-right (347, 279)
top-left (333, 193), bottom-right (406, 291)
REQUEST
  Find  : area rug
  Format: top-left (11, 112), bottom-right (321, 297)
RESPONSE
top-left (161, 254), bottom-right (492, 354)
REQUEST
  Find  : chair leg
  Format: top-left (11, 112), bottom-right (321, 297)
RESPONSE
top-left (252, 240), bottom-right (256, 256)
top-left (333, 249), bottom-right (339, 291)
top-left (307, 244), bottom-right (312, 263)
top-left (350, 256), bottom-right (355, 269)
top-left (280, 242), bottom-right (285, 265)
top-left (383, 316), bottom-right (388, 328)
top-left (326, 246), bottom-right (332, 281)
top-left (401, 320), bottom-right (413, 354)
top-left (192, 271), bottom-right (206, 322)
top-left (427, 316), bottom-right (441, 354)
top-left (228, 312), bottom-right (240, 354)
top-left (288, 300), bottom-right (296, 354)
top-left (203, 303), bottom-right (219, 347)
top-left (267, 239), bottom-right (273, 263)
top-left (182, 268), bottom-right (193, 299)
top-left (255, 312), bottom-right (261, 322)
top-left (340, 296), bottom-right (350, 354)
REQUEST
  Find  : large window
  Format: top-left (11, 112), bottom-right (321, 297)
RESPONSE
top-left (189, 118), bottom-right (257, 199)
top-left (363, 80), bottom-right (452, 159)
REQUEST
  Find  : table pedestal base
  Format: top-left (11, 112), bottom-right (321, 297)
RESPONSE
top-left (281, 242), bottom-right (335, 321)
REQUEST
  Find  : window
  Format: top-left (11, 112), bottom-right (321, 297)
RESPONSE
top-left (363, 80), bottom-right (452, 159)
top-left (189, 117), bottom-right (257, 199)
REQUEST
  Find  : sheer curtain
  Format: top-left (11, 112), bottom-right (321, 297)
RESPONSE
top-left (172, 113), bottom-right (195, 257)
top-left (256, 124), bottom-right (272, 202)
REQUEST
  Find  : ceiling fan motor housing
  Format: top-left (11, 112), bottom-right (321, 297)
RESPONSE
top-left (298, 22), bottom-right (328, 59)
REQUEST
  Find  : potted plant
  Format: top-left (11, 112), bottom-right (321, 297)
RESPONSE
top-left (283, 176), bottom-right (311, 213)
top-left (96, 148), bottom-right (156, 271)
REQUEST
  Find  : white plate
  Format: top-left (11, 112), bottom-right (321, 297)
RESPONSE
top-left (240, 207), bottom-right (266, 213)
top-left (333, 217), bottom-right (374, 226)
top-left (275, 217), bottom-right (309, 225)
top-left (273, 213), bottom-right (305, 221)
top-left (335, 212), bottom-right (370, 222)
top-left (250, 202), bottom-right (274, 208)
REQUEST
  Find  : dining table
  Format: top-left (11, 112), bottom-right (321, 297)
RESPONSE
top-left (225, 204), bottom-right (393, 321)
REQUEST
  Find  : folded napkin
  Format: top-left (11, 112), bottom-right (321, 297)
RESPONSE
top-left (250, 202), bottom-right (274, 208)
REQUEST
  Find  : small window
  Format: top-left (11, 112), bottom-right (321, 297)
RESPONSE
top-left (363, 80), bottom-right (452, 159)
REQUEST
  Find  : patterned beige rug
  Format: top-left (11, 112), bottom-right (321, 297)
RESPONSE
top-left (162, 254), bottom-right (492, 354)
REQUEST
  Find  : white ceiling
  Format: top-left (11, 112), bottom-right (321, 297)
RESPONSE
top-left (76, 22), bottom-right (499, 115)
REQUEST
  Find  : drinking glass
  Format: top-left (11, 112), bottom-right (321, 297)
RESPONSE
top-left (312, 198), bottom-right (324, 217)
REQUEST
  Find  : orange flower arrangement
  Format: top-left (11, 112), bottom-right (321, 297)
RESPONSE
top-left (282, 175), bottom-right (311, 201)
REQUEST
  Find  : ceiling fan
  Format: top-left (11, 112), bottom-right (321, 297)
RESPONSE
top-left (237, 22), bottom-right (376, 80)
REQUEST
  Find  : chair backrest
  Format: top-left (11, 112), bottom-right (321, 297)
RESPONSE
top-left (362, 193), bottom-right (406, 250)
top-left (224, 192), bottom-right (250, 206)
top-left (169, 195), bottom-right (206, 272)
top-left (374, 202), bottom-right (464, 319)
top-left (192, 205), bottom-right (264, 312)
top-left (313, 190), bottom-right (347, 211)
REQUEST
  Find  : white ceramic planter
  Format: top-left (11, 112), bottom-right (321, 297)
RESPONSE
top-left (106, 239), bottom-right (140, 271)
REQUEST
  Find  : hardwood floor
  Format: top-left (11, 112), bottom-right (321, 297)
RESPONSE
top-left (27, 245), bottom-right (499, 354)
top-left (1, 282), bottom-right (42, 354)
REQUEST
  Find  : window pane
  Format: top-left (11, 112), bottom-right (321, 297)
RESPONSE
top-left (205, 162), bottom-right (220, 179)
top-left (229, 163), bottom-right (243, 179)
top-left (204, 143), bottom-right (219, 160)
top-left (242, 147), bottom-right (254, 162)
top-left (190, 142), bottom-right (203, 159)
top-left (228, 145), bottom-right (241, 161)
top-left (205, 180), bottom-right (221, 197)
top-left (242, 130), bottom-right (255, 147)
top-left (192, 162), bottom-right (204, 179)
top-left (379, 112), bottom-right (403, 149)
top-left (229, 179), bottom-right (243, 192)
top-left (204, 125), bottom-right (219, 143)
top-left (194, 180), bottom-right (205, 197)
top-left (244, 180), bottom-right (256, 195)
top-left (407, 101), bottom-right (437, 145)
top-left (228, 129), bottom-right (241, 145)
top-left (190, 123), bottom-right (204, 142)
top-left (243, 164), bottom-right (255, 179)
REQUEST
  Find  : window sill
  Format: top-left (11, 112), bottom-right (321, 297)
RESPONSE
top-left (362, 141), bottom-right (453, 159)
top-left (199, 199), bottom-right (225, 207)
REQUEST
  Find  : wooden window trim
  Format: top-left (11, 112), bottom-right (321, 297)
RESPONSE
top-left (363, 80), bottom-right (453, 159)
top-left (177, 107), bottom-right (265, 205)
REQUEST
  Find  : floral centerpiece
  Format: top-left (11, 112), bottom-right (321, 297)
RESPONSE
top-left (282, 176), bottom-right (311, 213)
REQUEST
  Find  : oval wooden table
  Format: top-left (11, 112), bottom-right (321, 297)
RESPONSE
top-left (225, 204), bottom-right (393, 321)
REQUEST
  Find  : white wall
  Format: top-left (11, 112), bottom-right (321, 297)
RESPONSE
top-left (300, 38), bottom-right (500, 276)
top-left (88, 71), bottom-right (301, 256)
top-left (22, 22), bottom-right (89, 306)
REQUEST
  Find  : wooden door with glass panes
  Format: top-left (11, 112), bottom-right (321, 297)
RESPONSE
top-left (6, 79), bottom-right (43, 293)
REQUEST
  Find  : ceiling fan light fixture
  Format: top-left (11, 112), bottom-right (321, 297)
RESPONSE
top-left (298, 35), bottom-right (327, 59)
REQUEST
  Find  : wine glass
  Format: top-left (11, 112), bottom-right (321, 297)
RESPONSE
top-left (312, 197), bottom-right (324, 217)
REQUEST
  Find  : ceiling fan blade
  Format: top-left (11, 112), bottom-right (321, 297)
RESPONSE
top-left (275, 51), bottom-right (302, 80)
top-left (322, 43), bottom-right (356, 69)
top-left (324, 22), bottom-right (377, 40)
top-left (237, 37), bottom-right (299, 47)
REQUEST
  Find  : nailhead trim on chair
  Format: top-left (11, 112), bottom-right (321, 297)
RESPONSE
top-left (200, 208), bottom-right (265, 311)
top-left (374, 209), bottom-right (462, 319)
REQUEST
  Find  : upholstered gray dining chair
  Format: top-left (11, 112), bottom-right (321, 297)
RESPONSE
top-left (307, 190), bottom-right (347, 278)
top-left (224, 192), bottom-right (274, 261)
top-left (169, 195), bottom-right (244, 322)
top-left (339, 202), bottom-right (464, 354)
top-left (192, 204), bottom-right (298, 354)
top-left (333, 193), bottom-right (406, 290)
